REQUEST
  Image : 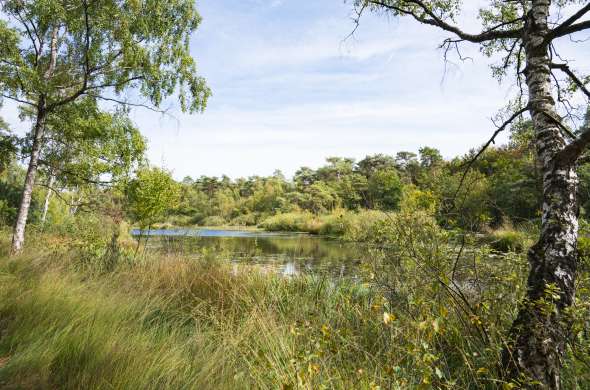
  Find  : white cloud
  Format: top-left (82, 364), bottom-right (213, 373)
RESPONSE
top-left (3, 0), bottom-right (589, 180)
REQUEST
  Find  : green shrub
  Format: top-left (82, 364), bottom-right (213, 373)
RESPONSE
top-left (230, 213), bottom-right (258, 226)
top-left (485, 227), bottom-right (534, 253)
top-left (199, 215), bottom-right (227, 227)
top-left (259, 212), bottom-right (322, 233)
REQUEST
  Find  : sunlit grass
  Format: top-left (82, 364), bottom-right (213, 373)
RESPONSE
top-left (0, 229), bottom-right (588, 389)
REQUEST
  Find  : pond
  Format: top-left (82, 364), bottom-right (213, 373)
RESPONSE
top-left (131, 228), bottom-right (370, 278)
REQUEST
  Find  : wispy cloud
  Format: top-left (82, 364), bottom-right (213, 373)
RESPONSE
top-left (2, 0), bottom-right (588, 180)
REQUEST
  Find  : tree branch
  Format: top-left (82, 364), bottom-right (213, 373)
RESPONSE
top-left (550, 62), bottom-right (590, 100)
top-left (13, 8), bottom-right (39, 66)
top-left (547, 4), bottom-right (590, 40)
top-left (556, 123), bottom-right (590, 167)
top-left (366, 0), bottom-right (523, 43)
top-left (453, 105), bottom-right (530, 200)
top-left (88, 94), bottom-right (169, 114)
top-left (46, 0), bottom-right (91, 111)
top-left (1, 94), bottom-right (37, 107)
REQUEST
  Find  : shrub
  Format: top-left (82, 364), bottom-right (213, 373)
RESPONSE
top-left (485, 227), bottom-right (534, 253)
top-left (230, 213), bottom-right (258, 226)
top-left (200, 215), bottom-right (227, 227)
top-left (259, 212), bottom-right (322, 234)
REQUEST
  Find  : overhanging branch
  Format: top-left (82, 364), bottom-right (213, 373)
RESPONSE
top-left (365, 0), bottom-right (523, 43)
top-left (548, 4), bottom-right (590, 40)
top-left (551, 62), bottom-right (590, 100)
top-left (453, 105), bottom-right (530, 200)
top-left (556, 123), bottom-right (590, 166)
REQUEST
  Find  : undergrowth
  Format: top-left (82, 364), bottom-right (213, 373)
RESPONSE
top-left (0, 220), bottom-right (588, 389)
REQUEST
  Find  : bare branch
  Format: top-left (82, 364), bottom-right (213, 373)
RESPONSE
top-left (1, 93), bottom-right (37, 107)
top-left (88, 94), bottom-right (169, 114)
top-left (366, 0), bottom-right (523, 43)
top-left (548, 4), bottom-right (590, 41)
top-left (551, 62), bottom-right (590, 101)
top-left (453, 105), bottom-right (530, 200)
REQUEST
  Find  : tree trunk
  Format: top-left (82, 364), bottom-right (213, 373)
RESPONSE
top-left (11, 106), bottom-right (47, 254)
top-left (41, 173), bottom-right (55, 225)
top-left (503, 1), bottom-right (578, 388)
top-left (11, 27), bottom-right (58, 254)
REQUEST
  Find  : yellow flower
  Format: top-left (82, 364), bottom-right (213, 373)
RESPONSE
top-left (383, 312), bottom-right (395, 325)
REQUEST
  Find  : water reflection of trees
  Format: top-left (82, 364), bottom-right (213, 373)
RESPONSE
top-left (152, 235), bottom-right (368, 276)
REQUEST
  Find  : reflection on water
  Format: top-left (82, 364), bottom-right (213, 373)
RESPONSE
top-left (132, 229), bottom-right (367, 278)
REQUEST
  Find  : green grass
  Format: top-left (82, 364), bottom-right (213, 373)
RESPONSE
top-left (258, 211), bottom-right (324, 234)
top-left (0, 229), bottom-right (588, 389)
top-left (259, 210), bottom-right (391, 241)
top-left (482, 226), bottom-right (535, 253)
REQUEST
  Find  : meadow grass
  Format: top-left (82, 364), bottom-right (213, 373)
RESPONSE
top-left (0, 228), bottom-right (588, 389)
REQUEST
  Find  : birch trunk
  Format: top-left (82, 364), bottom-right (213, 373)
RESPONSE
top-left (41, 173), bottom-right (55, 225)
top-left (10, 27), bottom-right (58, 254)
top-left (503, 1), bottom-right (578, 388)
top-left (11, 106), bottom-right (47, 254)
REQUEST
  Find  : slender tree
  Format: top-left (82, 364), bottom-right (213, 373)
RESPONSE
top-left (353, 1), bottom-right (590, 388)
top-left (33, 99), bottom-right (146, 222)
top-left (0, 0), bottom-right (210, 253)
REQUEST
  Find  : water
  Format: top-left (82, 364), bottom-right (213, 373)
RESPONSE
top-left (131, 228), bottom-right (369, 278)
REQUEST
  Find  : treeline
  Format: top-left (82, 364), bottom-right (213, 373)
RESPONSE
top-left (3, 119), bottom-right (590, 234)
top-left (168, 124), bottom-right (552, 231)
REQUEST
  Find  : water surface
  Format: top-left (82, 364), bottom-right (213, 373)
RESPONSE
top-left (132, 228), bottom-right (368, 278)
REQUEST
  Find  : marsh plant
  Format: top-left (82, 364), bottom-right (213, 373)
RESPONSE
top-left (0, 211), bottom-right (589, 389)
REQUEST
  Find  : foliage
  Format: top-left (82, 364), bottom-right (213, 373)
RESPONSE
top-left (126, 168), bottom-right (180, 229)
top-left (162, 140), bottom-right (558, 234)
top-left (0, 226), bottom-right (587, 389)
top-left (39, 100), bottom-right (147, 186)
top-left (200, 215), bottom-right (227, 227)
top-left (259, 212), bottom-right (323, 234)
top-left (484, 225), bottom-right (535, 254)
top-left (0, 0), bottom-right (210, 113)
top-left (0, 114), bottom-right (16, 173)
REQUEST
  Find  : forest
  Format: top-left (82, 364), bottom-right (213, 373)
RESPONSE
top-left (1, 1), bottom-right (590, 389)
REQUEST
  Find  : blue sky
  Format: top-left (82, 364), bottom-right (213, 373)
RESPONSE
top-left (3, 1), bottom-right (589, 179)
top-left (134, 0), bottom-right (514, 179)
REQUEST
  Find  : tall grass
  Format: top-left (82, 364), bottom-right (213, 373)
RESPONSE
top-left (259, 211), bottom-right (324, 234)
top-left (0, 226), bottom-right (588, 389)
top-left (259, 210), bottom-right (391, 242)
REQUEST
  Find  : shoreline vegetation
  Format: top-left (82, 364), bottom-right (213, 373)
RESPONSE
top-left (150, 209), bottom-right (538, 255)
top-left (0, 213), bottom-right (588, 389)
top-left (3, 143), bottom-right (590, 388)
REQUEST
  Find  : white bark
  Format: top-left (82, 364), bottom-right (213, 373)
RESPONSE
top-left (10, 27), bottom-right (58, 254)
top-left (41, 174), bottom-right (55, 225)
top-left (504, 1), bottom-right (579, 388)
top-left (11, 110), bottom-right (46, 253)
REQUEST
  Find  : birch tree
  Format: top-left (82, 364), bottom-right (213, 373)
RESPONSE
top-left (34, 99), bottom-right (146, 223)
top-left (353, 1), bottom-right (590, 388)
top-left (0, 0), bottom-right (210, 253)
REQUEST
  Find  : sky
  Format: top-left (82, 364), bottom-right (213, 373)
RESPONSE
top-left (2, 1), bottom-right (589, 180)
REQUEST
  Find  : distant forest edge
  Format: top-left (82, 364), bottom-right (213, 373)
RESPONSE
top-left (138, 117), bottom-right (589, 234)
top-left (3, 116), bottom-right (589, 240)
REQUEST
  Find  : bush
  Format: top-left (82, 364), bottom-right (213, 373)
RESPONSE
top-left (259, 212), bottom-right (322, 234)
top-left (230, 213), bottom-right (258, 226)
top-left (199, 215), bottom-right (227, 227)
top-left (485, 227), bottom-right (534, 253)
top-left (262, 210), bottom-right (397, 242)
